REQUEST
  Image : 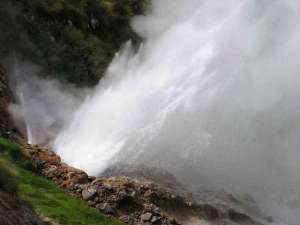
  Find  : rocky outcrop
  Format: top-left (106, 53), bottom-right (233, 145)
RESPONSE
top-left (0, 65), bottom-right (14, 137)
top-left (101, 164), bottom-right (188, 196)
top-left (23, 144), bottom-right (265, 225)
top-left (0, 190), bottom-right (42, 225)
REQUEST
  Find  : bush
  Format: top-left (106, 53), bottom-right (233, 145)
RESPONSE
top-left (0, 0), bottom-right (150, 87)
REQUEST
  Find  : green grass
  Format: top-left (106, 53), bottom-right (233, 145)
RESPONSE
top-left (0, 138), bottom-right (122, 225)
top-left (0, 137), bottom-right (22, 161)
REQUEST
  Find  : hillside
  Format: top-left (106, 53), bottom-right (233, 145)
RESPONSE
top-left (0, 0), bottom-right (148, 86)
top-left (0, 137), bottom-right (122, 225)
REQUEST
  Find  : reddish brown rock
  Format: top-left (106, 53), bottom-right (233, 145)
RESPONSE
top-left (20, 143), bottom-right (265, 225)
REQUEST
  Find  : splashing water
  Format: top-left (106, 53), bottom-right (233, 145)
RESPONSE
top-left (11, 55), bottom-right (34, 144)
top-left (11, 0), bottom-right (300, 224)
top-left (9, 58), bottom-right (86, 147)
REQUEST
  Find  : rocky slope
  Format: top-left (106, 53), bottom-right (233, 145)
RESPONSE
top-left (101, 164), bottom-right (189, 195)
top-left (23, 144), bottom-right (265, 225)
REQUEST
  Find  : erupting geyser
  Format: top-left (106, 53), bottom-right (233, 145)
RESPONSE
top-left (10, 0), bottom-right (300, 224)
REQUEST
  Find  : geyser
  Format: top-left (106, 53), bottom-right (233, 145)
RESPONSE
top-left (8, 59), bottom-right (87, 147)
top-left (10, 0), bottom-right (300, 224)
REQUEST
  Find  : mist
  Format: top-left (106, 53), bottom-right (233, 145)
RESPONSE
top-left (8, 58), bottom-right (88, 146)
top-left (8, 0), bottom-right (300, 224)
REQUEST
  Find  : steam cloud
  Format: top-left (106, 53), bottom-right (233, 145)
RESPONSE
top-left (9, 0), bottom-right (300, 224)
top-left (8, 58), bottom-right (88, 146)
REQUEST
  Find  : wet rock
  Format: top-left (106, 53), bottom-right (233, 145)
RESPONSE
top-left (151, 216), bottom-right (160, 223)
top-left (43, 165), bottom-right (57, 177)
top-left (98, 203), bottom-right (117, 215)
top-left (141, 212), bottom-right (152, 221)
top-left (119, 215), bottom-right (130, 223)
top-left (197, 204), bottom-right (222, 220)
top-left (228, 209), bottom-right (254, 223)
top-left (82, 187), bottom-right (97, 200)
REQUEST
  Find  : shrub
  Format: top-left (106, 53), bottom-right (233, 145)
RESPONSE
top-left (0, 0), bottom-right (150, 87)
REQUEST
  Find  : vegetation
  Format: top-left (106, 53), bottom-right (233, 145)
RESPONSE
top-left (0, 137), bottom-right (122, 225)
top-left (0, 162), bottom-right (18, 195)
top-left (0, 0), bottom-right (149, 86)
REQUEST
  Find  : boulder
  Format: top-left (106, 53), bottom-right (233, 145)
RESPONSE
top-left (82, 187), bottom-right (97, 200)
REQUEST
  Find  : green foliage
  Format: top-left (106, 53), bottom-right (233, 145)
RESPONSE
top-left (0, 137), bottom-right (22, 161)
top-left (0, 138), bottom-right (122, 225)
top-left (0, 137), bottom-right (38, 172)
top-left (0, 0), bottom-right (149, 86)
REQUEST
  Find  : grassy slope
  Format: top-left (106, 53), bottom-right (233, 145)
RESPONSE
top-left (0, 137), bottom-right (122, 225)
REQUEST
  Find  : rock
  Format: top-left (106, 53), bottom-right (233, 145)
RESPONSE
top-left (20, 142), bottom-right (266, 225)
top-left (197, 204), bottom-right (222, 220)
top-left (228, 209), bottom-right (254, 223)
top-left (88, 200), bottom-right (96, 207)
top-left (0, 65), bottom-right (15, 138)
top-left (151, 216), bottom-right (160, 223)
top-left (141, 212), bottom-right (153, 221)
top-left (119, 215), bottom-right (130, 223)
top-left (88, 176), bottom-right (96, 182)
top-left (82, 187), bottom-right (97, 200)
top-left (168, 218), bottom-right (178, 225)
top-left (98, 203), bottom-right (117, 215)
top-left (143, 222), bottom-right (152, 225)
